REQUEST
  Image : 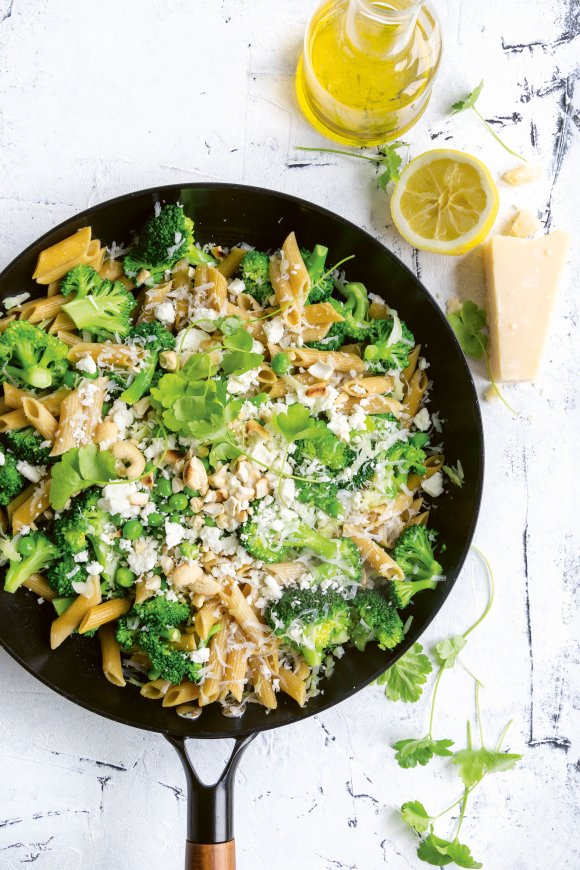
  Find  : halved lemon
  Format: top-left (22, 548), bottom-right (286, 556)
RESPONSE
top-left (390, 149), bottom-right (499, 256)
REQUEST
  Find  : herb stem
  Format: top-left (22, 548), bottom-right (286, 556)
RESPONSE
top-left (427, 664), bottom-right (445, 738)
top-left (463, 546), bottom-right (495, 639)
top-left (471, 107), bottom-right (527, 162)
top-left (475, 680), bottom-right (485, 748)
top-left (453, 789), bottom-right (470, 840)
top-left (295, 145), bottom-right (382, 165)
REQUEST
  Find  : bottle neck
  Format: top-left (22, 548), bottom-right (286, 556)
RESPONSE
top-left (345, 0), bottom-right (423, 57)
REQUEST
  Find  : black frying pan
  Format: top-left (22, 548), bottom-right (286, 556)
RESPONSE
top-left (0, 184), bottom-right (484, 870)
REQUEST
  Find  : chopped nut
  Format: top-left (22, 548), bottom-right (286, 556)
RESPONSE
top-left (160, 555), bottom-right (174, 576)
top-left (208, 466), bottom-right (228, 489)
top-left (234, 459), bottom-right (261, 487)
top-left (94, 420), bottom-right (119, 443)
top-left (254, 478), bottom-right (270, 499)
top-left (159, 350), bottom-right (178, 371)
top-left (189, 496), bottom-right (204, 513)
top-left (172, 562), bottom-right (204, 588)
top-left (128, 492), bottom-right (149, 506)
top-left (203, 489), bottom-right (217, 504)
top-left (183, 456), bottom-right (209, 494)
top-left (136, 268), bottom-right (151, 286)
top-left (246, 420), bottom-right (269, 439)
top-left (164, 449), bottom-right (185, 467)
top-left (204, 502), bottom-right (225, 517)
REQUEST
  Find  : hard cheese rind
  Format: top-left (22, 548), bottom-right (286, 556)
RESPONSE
top-left (484, 230), bottom-right (569, 382)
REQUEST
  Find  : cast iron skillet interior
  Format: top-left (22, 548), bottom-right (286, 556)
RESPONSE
top-left (0, 184), bottom-right (484, 741)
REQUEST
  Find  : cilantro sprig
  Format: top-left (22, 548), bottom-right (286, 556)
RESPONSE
top-left (451, 80), bottom-right (526, 162)
top-left (447, 301), bottom-right (517, 415)
top-left (295, 141), bottom-right (409, 191)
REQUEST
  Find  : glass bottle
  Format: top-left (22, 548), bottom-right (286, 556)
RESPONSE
top-left (296, 0), bottom-right (442, 146)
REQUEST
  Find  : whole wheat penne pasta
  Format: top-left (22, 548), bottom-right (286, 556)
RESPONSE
top-left (338, 394), bottom-right (404, 415)
top-left (408, 455), bottom-right (444, 490)
top-left (33, 227), bottom-right (92, 284)
top-left (78, 597), bottom-right (132, 634)
top-left (301, 324), bottom-right (332, 343)
top-left (345, 530), bottom-right (405, 579)
top-left (194, 600), bottom-right (222, 640)
top-left (48, 310), bottom-right (76, 334)
top-left (0, 315), bottom-right (16, 332)
top-left (6, 485), bottom-right (34, 524)
top-left (172, 258), bottom-right (193, 329)
top-left (99, 259), bottom-right (125, 281)
top-left (403, 345), bottom-right (421, 383)
top-left (369, 300), bottom-right (390, 319)
top-left (99, 623), bottom-right (126, 687)
top-left (263, 562), bottom-right (306, 584)
top-left (223, 301), bottom-right (255, 319)
top-left (224, 633), bottom-right (250, 702)
top-left (199, 622), bottom-right (229, 707)
top-left (219, 585), bottom-right (270, 647)
top-left (46, 281), bottom-right (60, 298)
top-left (22, 397), bottom-right (59, 441)
top-left (218, 246), bottom-right (246, 278)
top-left (12, 480), bottom-right (51, 533)
top-left (67, 342), bottom-right (143, 368)
top-left (163, 682), bottom-right (200, 707)
top-left (407, 510), bottom-right (430, 527)
top-left (249, 657), bottom-right (277, 709)
top-left (194, 264), bottom-right (228, 312)
top-left (141, 679), bottom-right (171, 700)
top-left (404, 369), bottom-right (429, 420)
top-left (23, 572), bottom-right (56, 601)
top-left (282, 232), bottom-right (310, 299)
top-left (50, 377), bottom-right (106, 456)
top-left (85, 240), bottom-right (106, 272)
top-left (50, 577), bottom-right (102, 650)
top-left (256, 364), bottom-right (277, 386)
top-left (3, 383), bottom-right (28, 409)
top-left (137, 281), bottom-right (173, 321)
top-left (269, 254), bottom-right (299, 330)
top-left (57, 329), bottom-right (82, 347)
top-left (304, 302), bottom-right (345, 325)
top-left (0, 386), bottom-right (70, 433)
top-left (278, 666), bottom-right (307, 707)
top-left (290, 346), bottom-right (366, 372)
top-left (134, 579), bottom-right (156, 605)
top-left (26, 295), bottom-right (67, 323)
top-left (343, 376), bottom-right (396, 398)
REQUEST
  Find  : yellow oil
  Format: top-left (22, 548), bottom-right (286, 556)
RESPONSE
top-left (296, 0), bottom-right (442, 146)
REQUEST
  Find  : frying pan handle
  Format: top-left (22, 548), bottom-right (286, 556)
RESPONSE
top-left (167, 733), bottom-right (256, 870)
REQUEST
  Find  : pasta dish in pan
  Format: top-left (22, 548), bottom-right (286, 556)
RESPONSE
top-left (0, 203), bottom-right (445, 718)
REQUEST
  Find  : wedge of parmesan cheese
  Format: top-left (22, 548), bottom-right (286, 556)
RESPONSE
top-left (484, 231), bottom-right (569, 382)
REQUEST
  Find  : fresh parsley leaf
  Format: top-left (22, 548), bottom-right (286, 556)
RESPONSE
top-left (451, 80), bottom-right (484, 114)
top-left (401, 801), bottom-right (434, 834)
top-left (443, 462), bottom-right (464, 488)
top-left (271, 403), bottom-right (325, 444)
top-left (50, 445), bottom-right (118, 510)
top-left (394, 737), bottom-right (454, 769)
top-left (377, 643), bottom-right (432, 703)
top-left (223, 327), bottom-right (254, 352)
top-left (216, 315), bottom-right (243, 336)
top-left (447, 301), bottom-right (488, 360)
top-left (451, 746), bottom-right (522, 788)
top-left (435, 636), bottom-right (467, 669)
top-left (417, 833), bottom-right (483, 868)
top-left (221, 349), bottom-right (264, 376)
top-left (294, 141), bottom-right (409, 193)
top-left (450, 79), bottom-right (525, 162)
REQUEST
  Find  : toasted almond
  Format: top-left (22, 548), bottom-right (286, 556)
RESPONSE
top-left (254, 478), bottom-right (270, 499)
top-left (183, 457), bottom-right (208, 494)
top-left (208, 466), bottom-right (228, 488)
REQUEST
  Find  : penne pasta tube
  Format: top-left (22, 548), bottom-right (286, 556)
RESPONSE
top-left (50, 377), bottom-right (106, 456)
top-left (27, 295), bottom-right (68, 323)
top-left (195, 264), bottom-right (228, 312)
top-left (57, 329), bottom-right (82, 347)
top-left (219, 584), bottom-right (270, 647)
top-left (3, 383), bottom-right (29, 409)
top-left (194, 600), bottom-right (222, 640)
top-left (369, 299), bottom-right (390, 320)
top-left (403, 345), bottom-right (421, 383)
top-left (218, 246), bottom-right (246, 278)
top-left (404, 369), bottom-right (429, 420)
top-left (172, 259), bottom-right (193, 329)
top-left (0, 315), bottom-right (16, 333)
top-left (343, 376), bottom-right (396, 398)
top-left (33, 227), bottom-right (92, 284)
top-left (301, 324), bottom-right (332, 343)
top-left (50, 577), bottom-right (102, 649)
top-left (269, 254), bottom-right (299, 330)
top-left (345, 530), bottom-right (405, 579)
top-left (99, 623), bottom-right (126, 687)
top-left (198, 622), bottom-right (229, 707)
top-left (48, 310), bottom-right (76, 335)
top-left (141, 679), bottom-right (171, 700)
top-left (22, 397), bottom-right (59, 441)
top-left (224, 633), bottom-right (250, 703)
top-left (407, 455), bottom-right (444, 490)
top-left (263, 562), bottom-right (306, 584)
top-left (338, 394), bottom-right (404, 415)
top-left (304, 302), bottom-right (345, 325)
top-left (278, 666), bottom-right (307, 707)
top-left (249, 657), bottom-right (277, 709)
top-left (289, 346), bottom-right (366, 373)
top-left (12, 480), bottom-right (51, 533)
top-left (99, 258), bottom-right (125, 281)
top-left (78, 597), bottom-right (132, 635)
top-left (67, 342), bottom-right (143, 369)
top-left (162, 682), bottom-right (200, 708)
top-left (23, 572), bottom-right (56, 601)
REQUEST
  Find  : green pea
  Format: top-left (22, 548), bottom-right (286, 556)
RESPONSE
top-left (115, 567), bottom-right (136, 588)
top-left (156, 478), bottom-right (173, 498)
top-left (146, 512), bottom-right (164, 527)
top-left (169, 514), bottom-right (183, 524)
top-left (183, 487), bottom-right (199, 498)
top-left (272, 352), bottom-right (291, 375)
top-left (122, 519), bottom-right (144, 540)
top-left (17, 536), bottom-right (36, 556)
top-left (168, 492), bottom-right (188, 511)
top-left (204, 516), bottom-right (216, 527)
top-left (110, 513), bottom-right (124, 527)
top-left (201, 457), bottom-right (210, 471)
top-left (158, 501), bottom-right (172, 514)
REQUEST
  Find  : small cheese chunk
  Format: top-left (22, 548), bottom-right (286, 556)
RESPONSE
top-left (502, 165), bottom-right (543, 186)
top-left (508, 210), bottom-right (541, 238)
top-left (484, 231), bottom-right (569, 382)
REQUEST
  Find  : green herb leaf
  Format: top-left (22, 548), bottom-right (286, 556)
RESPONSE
top-left (377, 642), bottom-right (432, 703)
top-left (376, 141), bottom-right (408, 190)
top-left (50, 445), bottom-right (118, 510)
top-left (447, 302), bottom-right (488, 360)
top-left (394, 736), bottom-right (454, 769)
top-left (271, 403), bottom-right (325, 444)
top-left (223, 327), bottom-right (254, 352)
top-left (443, 462), bottom-right (464, 488)
top-left (451, 746), bottom-right (522, 788)
top-left (221, 350), bottom-right (264, 376)
top-left (216, 315), bottom-right (243, 336)
top-left (418, 833), bottom-right (483, 868)
top-left (401, 801), bottom-right (434, 834)
top-left (435, 635), bottom-right (467, 669)
top-left (451, 80), bottom-right (484, 114)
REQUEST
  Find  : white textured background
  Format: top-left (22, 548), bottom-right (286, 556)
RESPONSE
top-left (0, 1), bottom-right (578, 868)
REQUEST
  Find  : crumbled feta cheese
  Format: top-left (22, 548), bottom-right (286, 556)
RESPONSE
top-left (16, 460), bottom-right (45, 483)
top-left (0, 452), bottom-right (5, 467)
top-left (109, 400), bottom-right (134, 438)
top-left (175, 327), bottom-right (211, 354)
top-left (227, 368), bottom-right (262, 395)
top-left (308, 361), bottom-right (334, 380)
top-left (99, 482), bottom-right (141, 519)
top-left (155, 301), bottom-right (175, 325)
top-left (75, 355), bottom-right (98, 375)
top-left (422, 471), bottom-right (444, 498)
top-left (3, 292), bottom-right (30, 310)
top-left (228, 278), bottom-right (245, 296)
top-left (413, 408), bottom-right (431, 431)
top-left (127, 538), bottom-right (158, 575)
top-left (326, 411), bottom-right (350, 442)
top-left (263, 317), bottom-right (285, 345)
top-left (165, 520), bottom-right (185, 549)
top-left (190, 647), bottom-right (211, 664)
top-left (86, 561), bottom-right (103, 576)
top-left (73, 550), bottom-right (89, 563)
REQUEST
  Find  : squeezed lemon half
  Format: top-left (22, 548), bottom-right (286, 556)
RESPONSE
top-left (390, 149), bottom-right (500, 255)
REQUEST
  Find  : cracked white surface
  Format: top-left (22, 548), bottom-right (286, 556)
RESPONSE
top-left (0, 1), bottom-right (579, 868)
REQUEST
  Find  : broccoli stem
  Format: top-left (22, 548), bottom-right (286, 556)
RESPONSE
top-left (337, 282), bottom-right (369, 323)
top-left (304, 245), bottom-right (329, 281)
top-left (4, 542), bottom-right (57, 594)
top-left (121, 354), bottom-right (157, 405)
top-left (290, 525), bottom-right (337, 561)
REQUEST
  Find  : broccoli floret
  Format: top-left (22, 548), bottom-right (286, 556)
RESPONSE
top-left (364, 318), bottom-right (415, 372)
top-left (63, 279), bottom-right (137, 339)
top-left (3, 428), bottom-right (51, 465)
top-left (240, 502), bottom-right (362, 580)
top-left (132, 596), bottom-right (190, 633)
top-left (350, 588), bottom-right (404, 651)
top-left (0, 322), bottom-right (69, 390)
top-left (295, 479), bottom-right (342, 518)
top-left (294, 419), bottom-right (355, 472)
top-left (240, 250), bottom-right (273, 305)
top-left (392, 525), bottom-right (443, 583)
top-left (387, 576), bottom-right (439, 609)
top-left (338, 281), bottom-right (370, 324)
top-left (46, 552), bottom-right (87, 597)
top-left (123, 204), bottom-right (196, 286)
top-left (381, 436), bottom-right (428, 497)
top-left (120, 321), bottom-right (175, 405)
top-left (0, 451), bottom-right (25, 506)
top-left (4, 532), bottom-right (59, 594)
top-left (60, 264), bottom-right (103, 299)
top-left (180, 540), bottom-right (200, 561)
top-left (138, 631), bottom-right (202, 684)
top-left (266, 587), bottom-right (352, 667)
top-left (54, 489), bottom-right (118, 581)
top-left (302, 246), bottom-right (334, 304)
